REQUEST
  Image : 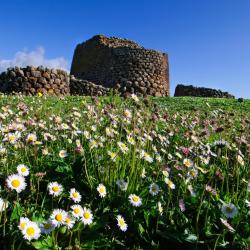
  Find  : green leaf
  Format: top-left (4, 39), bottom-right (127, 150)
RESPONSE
top-left (10, 202), bottom-right (23, 222)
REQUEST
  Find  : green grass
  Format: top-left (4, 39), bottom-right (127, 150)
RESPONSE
top-left (0, 95), bottom-right (249, 249)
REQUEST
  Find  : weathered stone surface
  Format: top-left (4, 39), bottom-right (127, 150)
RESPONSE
top-left (174, 84), bottom-right (235, 98)
top-left (70, 35), bottom-right (169, 96)
top-left (0, 66), bottom-right (70, 96)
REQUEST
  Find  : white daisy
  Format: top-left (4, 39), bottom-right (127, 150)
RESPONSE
top-left (81, 207), bottom-right (93, 225)
top-left (59, 150), bottom-right (68, 158)
top-left (22, 221), bottom-right (41, 241)
top-left (64, 214), bottom-right (75, 229)
top-left (116, 215), bottom-right (128, 232)
top-left (26, 133), bottom-right (37, 144)
top-left (117, 142), bottom-right (129, 153)
top-left (48, 182), bottom-right (63, 197)
top-left (50, 209), bottom-right (67, 227)
top-left (149, 183), bottom-right (160, 196)
top-left (220, 218), bottom-right (235, 233)
top-left (183, 158), bottom-right (193, 168)
top-left (128, 194), bottom-right (142, 207)
top-left (0, 197), bottom-right (8, 212)
top-left (69, 188), bottom-right (81, 203)
top-left (164, 178), bottom-right (175, 189)
top-left (97, 184), bottom-right (107, 198)
top-left (40, 219), bottom-right (55, 234)
top-left (18, 217), bottom-right (30, 231)
top-left (6, 174), bottom-right (26, 193)
top-left (71, 204), bottom-right (83, 219)
top-left (221, 203), bottom-right (238, 218)
top-left (17, 164), bottom-right (29, 176)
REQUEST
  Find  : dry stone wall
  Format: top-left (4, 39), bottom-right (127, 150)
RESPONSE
top-left (71, 35), bottom-right (169, 96)
top-left (174, 84), bottom-right (235, 98)
top-left (0, 66), bottom-right (70, 96)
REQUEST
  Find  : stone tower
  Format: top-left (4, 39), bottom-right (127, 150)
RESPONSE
top-left (70, 35), bottom-right (169, 96)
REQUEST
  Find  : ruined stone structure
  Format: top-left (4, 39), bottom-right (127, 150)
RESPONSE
top-left (71, 35), bottom-right (169, 96)
top-left (0, 66), bottom-right (70, 96)
top-left (174, 84), bottom-right (235, 98)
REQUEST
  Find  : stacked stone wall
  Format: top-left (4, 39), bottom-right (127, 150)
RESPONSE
top-left (0, 66), bottom-right (70, 96)
top-left (71, 35), bottom-right (169, 96)
top-left (174, 84), bottom-right (235, 98)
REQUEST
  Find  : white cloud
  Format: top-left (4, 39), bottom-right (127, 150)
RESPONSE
top-left (0, 47), bottom-right (69, 73)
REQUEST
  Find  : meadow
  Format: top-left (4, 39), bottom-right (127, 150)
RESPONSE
top-left (0, 94), bottom-right (249, 249)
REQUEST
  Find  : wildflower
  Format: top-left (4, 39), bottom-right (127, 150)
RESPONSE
top-left (64, 214), bottom-right (75, 229)
top-left (26, 133), bottom-right (37, 144)
top-left (131, 94), bottom-right (139, 102)
top-left (69, 188), bottom-right (81, 203)
top-left (220, 218), bottom-right (235, 233)
top-left (108, 151), bottom-right (117, 162)
top-left (156, 154), bottom-right (162, 162)
top-left (50, 209), bottom-right (67, 227)
top-left (127, 135), bottom-right (135, 145)
top-left (128, 194), bottom-right (142, 207)
top-left (48, 182), bottom-right (63, 197)
top-left (81, 207), bottom-right (93, 225)
top-left (71, 205), bottom-right (83, 219)
top-left (124, 109), bottom-right (132, 119)
top-left (83, 130), bottom-right (90, 139)
top-left (205, 185), bottom-right (217, 196)
top-left (237, 155), bottom-right (244, 165)
top-left (21, 221), bottom-right (41, 241)
top-left (179, 199), bottom-right (186, 212)
top-left (187, 168), bottom-right (198, 179)
top-left (59, 150), bottom-right (68, 158)
top-left (116, 215), bottom-right (128, 232)
top-left (91, 125), bottom-right (97, 132)
top-left (149, 183), bottom-right (160, 196)
top-left (221, 203), bottom-right (238, 218)
top-left (17, 164), bottom-right (29, 177)
top-left (157, 201), bottom-right (163, 215)
top-left (165, 178), bottom-right (175, 189)
top-left (117, 142), bottom-right (129, 153)
top-left (187, 184), bottom-right (196, 197)
top-left (141, 168), bottom-right (146, 178)
top-left (0, 197), bottom-right (8, 212)
top-left (116, 179), bottom-right (128, 191)
top-left (19, 217), bottom-right (30, 231)
top-left (97, 184), bottom-right (107, 198)
top-left (183, 158), bottom-right (193, 168)
top-left (40, 219), bottom-right (55, 234)
top-left (6, 174), bottom-right (26, 193)
top-left (245, 200), bottom-right (250, 208)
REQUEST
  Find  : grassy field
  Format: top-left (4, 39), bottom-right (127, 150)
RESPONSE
top-left (0, 95), bottom-right (249, 249)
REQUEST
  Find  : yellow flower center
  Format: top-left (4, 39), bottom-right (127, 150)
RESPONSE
top-left (132, 196), bottom-right (139, 202)
top-left (72, 192), bottom-right (78, 198)
top-left (52, 186), bottom-right (59, 192)
top-left (21, 167), bottom-right (27, 173)
top-left (26, 227), bottom-right (35, 236)
top-left (20, 222), bottom-right (26, 230)
top-left (74, 208), bottom-right (80, 214)
top-left (226, 207), bottom-right (233, 213)
top-left (83, 212), bottom-right (90, 219)
top-left (66, 218), bottom-right (71, 224)
top-left (11, 179), bottom-right (20, 188)
top-left (119, 219), bottom-right (125, 226)
top-left (99, 187), bottom-right (105, 193)
top-left (55, 214), bottom-right (63, 221)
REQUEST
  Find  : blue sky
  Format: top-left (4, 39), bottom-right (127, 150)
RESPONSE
top-left (0, 0), bottom-right (249, 98)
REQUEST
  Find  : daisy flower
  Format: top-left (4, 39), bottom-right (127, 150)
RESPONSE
top-left (71, 205), bottom-right (84, 219)
top-left (131, 94), bottom-right (139, 102)
top-left (50, 209), bottom-right (67, 227)
top-left (116, 215), bottom-right (128, 232)
top-left (117, 142), bottom-right (129, 153)
top-left (6, 174), bottom-right (26, 193)
top-left (97, 184), bottom-right (107, 198)
top-left (128, 194), bottom-right (142, 207)
top-left (149, 183), bottom-right (160, 196)
top-left (18, 217), bottom-right (30, 231)
top-left (0, 197), bottom-right (8, 212)
top-left (26, 133), bottom-right (37, 144)
top-left (69, 188), bottom-right (81, 203)
top-left (81, 207), bottom-right (93, 225)
top-left (59, 150), bottom-right (68, 158)
top-left (221, 203), bottom-right (238, 218)
top-left (48, 182), bottom-right (63, 197)
top-left (183, 158), bottom-right (193, 168)
top-left (17, 164), bottom-right (29, 176)
top-left (164, 178), bottom-right (175, 189)
top-left (108, 151), bottom-right (117, 162)
top-left (64, 214), bottom-right (75, 229)
top-left (21, 221), bottom-right (41, 241)
top-left (40, 219), bottom-right (55, 234)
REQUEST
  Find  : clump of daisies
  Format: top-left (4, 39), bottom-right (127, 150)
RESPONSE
top-left (18, 217), bottom-right (41, 241)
